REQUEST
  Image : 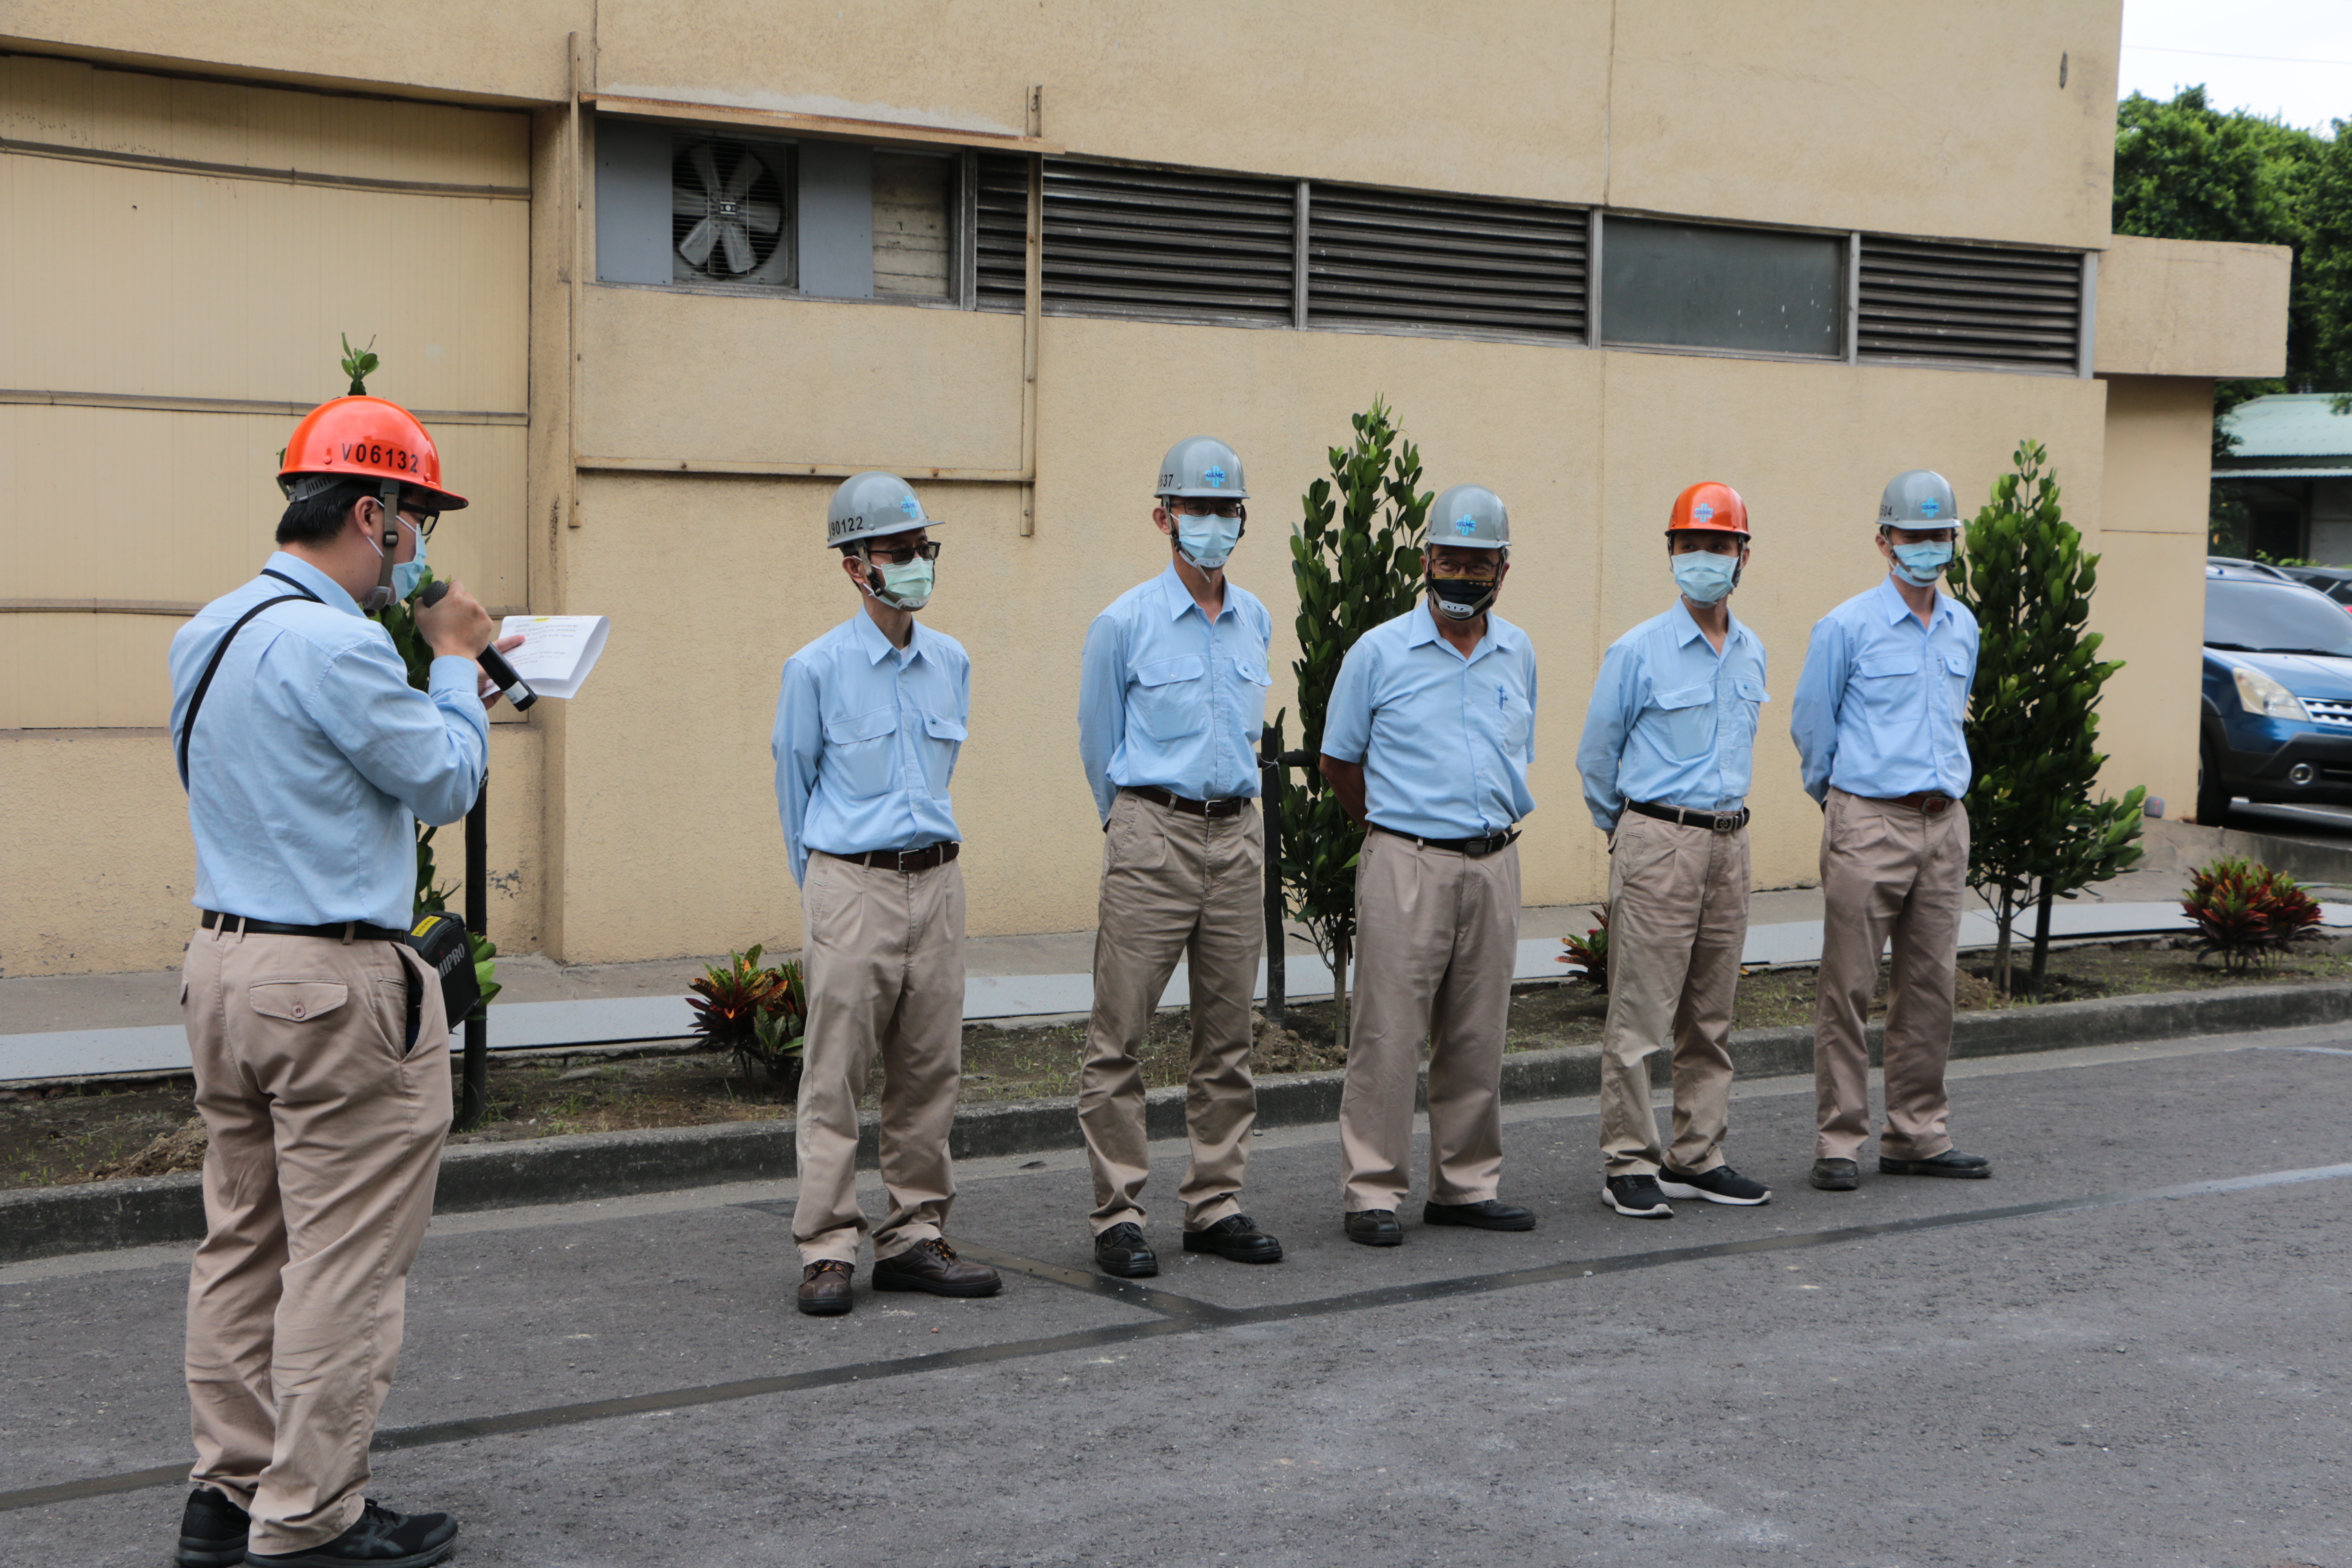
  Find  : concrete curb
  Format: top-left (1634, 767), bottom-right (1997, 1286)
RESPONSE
top-left (6, 980), bottom-right (2349, 1264)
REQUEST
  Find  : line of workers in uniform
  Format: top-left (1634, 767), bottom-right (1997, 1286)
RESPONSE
top-left (772, 438), bottom-right (1993, 1317)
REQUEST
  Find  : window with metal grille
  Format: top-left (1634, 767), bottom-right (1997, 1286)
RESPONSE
top-left (975, 157), bottom-right (1296, 323)
top-left (1306, 187), bottom-right (1586, 339)
top-left (1856, 238), bottom-right (2083, 372)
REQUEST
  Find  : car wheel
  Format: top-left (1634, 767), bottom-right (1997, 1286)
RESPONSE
top-left (2196, 739), bottom-right (2231, 826)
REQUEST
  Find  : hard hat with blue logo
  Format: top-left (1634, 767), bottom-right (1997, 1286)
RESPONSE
top-left (1666, 481), bottom-right (1750, 537)
top-left (1155, 436), bottom-right (1249, 501)
top-left (1877, 469), bottom-right (1958, 531)
top-left (827, 470), bottom-right (941, 548)
top-left (1429, 484), bottom-right (1511, 550)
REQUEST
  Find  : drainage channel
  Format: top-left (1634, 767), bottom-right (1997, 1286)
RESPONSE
top-left (8, 1161), bottom-right (2347, 1514)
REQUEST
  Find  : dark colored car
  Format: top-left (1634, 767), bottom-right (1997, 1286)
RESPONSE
top-left (2200, 561), bottom-right (2352, 822)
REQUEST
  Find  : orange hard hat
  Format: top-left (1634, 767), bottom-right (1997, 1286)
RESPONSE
top-left (277, 395), bottom-right (467, 511)
top-left (1666, 481), bottom-right (1749, 537)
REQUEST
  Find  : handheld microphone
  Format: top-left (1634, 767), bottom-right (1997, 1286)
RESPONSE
top-left (419, 581), bottom-right (538, 710)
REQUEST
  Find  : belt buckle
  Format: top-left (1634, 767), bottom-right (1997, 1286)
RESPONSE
top-left (1711, 814), bottom-right (1736, 834)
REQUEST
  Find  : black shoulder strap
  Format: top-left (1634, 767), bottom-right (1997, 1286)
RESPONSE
top-left (175, 570), bottom-right (326, 789)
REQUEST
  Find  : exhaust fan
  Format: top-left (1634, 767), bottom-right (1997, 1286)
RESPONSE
top-left (671, 139), bottom-right (792, 284)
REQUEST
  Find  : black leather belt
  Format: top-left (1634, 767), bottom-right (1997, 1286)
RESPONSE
top-left (1369, 823), bottom-right (1520, 858)
top-left (1126, 785), bottom-right (1250, 819)
top-left (825, 842), bottom-right (960, 873)
top-left (201, 910), bottom-right (408, 943)
top-left (1868, 791), bottom-right (1956, 815)
top-left (1627, 800), bottom-right (1750, 834)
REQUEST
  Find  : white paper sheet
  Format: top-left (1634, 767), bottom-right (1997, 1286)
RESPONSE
top-left (498, 615), bottom-right (609, 699)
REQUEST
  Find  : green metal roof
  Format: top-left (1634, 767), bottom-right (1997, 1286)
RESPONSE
top-left (2217, 393), bottom-right (2352, 461)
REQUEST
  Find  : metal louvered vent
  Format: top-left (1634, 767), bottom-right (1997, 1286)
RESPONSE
top-left (1857, 238), bottom-right (2082, 372)
top-left (1308, 188), bottom-right (1587, 338)
top-left (975, 157), bottom-right (1296, 322)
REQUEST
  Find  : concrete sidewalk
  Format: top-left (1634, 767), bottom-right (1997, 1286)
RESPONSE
top-left (8, 851), bottom-right (2343, 1083)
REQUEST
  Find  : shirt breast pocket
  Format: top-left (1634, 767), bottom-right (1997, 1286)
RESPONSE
top-left (1856, 652), bottom-right (1919, 720)
top-left (916, 710), bottom-right (966, 796)
top-left (1943, 650), bottom-right (1974, 708)
top-left (1654, 683), bottom-right (1716, 760)
top-left (1132, 654), bottom-right (1208, 741)
top-left (1231, 655), bottom-right (1274, 729)
top-left (1732, 675), bottom-right (1768, 745)
top-left (822, 707), bottom-right (900, 799)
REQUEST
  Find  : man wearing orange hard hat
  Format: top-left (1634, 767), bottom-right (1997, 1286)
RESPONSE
top-left (1574, 483), bottom-right (1774, 1220)
top-left (165, 395), bottom-right (513, 1568)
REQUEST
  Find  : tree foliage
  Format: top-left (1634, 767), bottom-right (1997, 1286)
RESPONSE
top-left (1277, 398), bottom-right (1431, 1040)
top-left (2113, 88), bottom-right (2352, 545)
top-left (1948, 441), bottom-right (2145, 997)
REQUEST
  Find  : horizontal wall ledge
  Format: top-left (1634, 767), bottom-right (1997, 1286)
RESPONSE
top-left (585, 93), bottom-right (1060, 156)
top-left (0, 390), bottom-right (528, 424)
top-left (0, 134), bottom-right (531, 199)
top-left (578, 456), bottom-right (1030, 482)
top-left (0, 600), bottom-right (527, 616)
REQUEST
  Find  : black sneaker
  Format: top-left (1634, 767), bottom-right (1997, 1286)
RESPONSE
top-left (1879, 1148), bottom-right (1992, 1179)
top-left (1601, 1174), bottom-right (1673, 1218)
top-left (175, 1487), bottom-right (249, 1568)
top-left (1093, 1221), bottom-right (1158, 1279)
top-left (245, 1499), bottom-right (458, 1567)
top-left (1810, 1158), bottom-right (1861, 1191)
top-left (1658, 1164), bottom-right (1773, 1206)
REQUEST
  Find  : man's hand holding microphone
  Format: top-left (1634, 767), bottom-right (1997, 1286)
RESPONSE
top-left (414, 579), bottom-right (534, 710)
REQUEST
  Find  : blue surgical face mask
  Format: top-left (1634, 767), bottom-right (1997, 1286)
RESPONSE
top-left (1672, 550), bottom-right (1738, 605)
top-left (871, 556), bottom-right (934, 611)
top-left (367, 515), bottom-right (431, 602)
top-left (1175, 512), bottom-right (1241, 569)
top-left (1891, 540), bottom-right (1955, 587)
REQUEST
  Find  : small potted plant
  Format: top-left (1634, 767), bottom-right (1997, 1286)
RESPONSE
top-left (687, 946), bottom-right (806, 1096)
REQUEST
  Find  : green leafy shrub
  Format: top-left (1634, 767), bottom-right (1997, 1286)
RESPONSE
top-left (687, 946), bottom-right (806, 1085)
top-left (2182, 858), bottom-right (2323, 973)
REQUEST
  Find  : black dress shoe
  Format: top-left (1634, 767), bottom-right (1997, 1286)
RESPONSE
top-left (1093, 1221), bottom-right (1158, 1279)
top-left (1181, 1213), bottom-right (1283, 1263)
top-left (1344, 1209), bottom-right (1404, 1246)
top-left (1423, 1199), bottom-right (1536, 1231)
top-left (175, 1487), bottom-right (249, 1568)
top-left (246, 1500), bottom-right (458, 1567)
top-left (1879, 1148), bottom-right (1992, 1179)
top-left (796, 1258), bottom-right (854, 1315)
top-left (1810, 1158), bottom-right (1860, 1191)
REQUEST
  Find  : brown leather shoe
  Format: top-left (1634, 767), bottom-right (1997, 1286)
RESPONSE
top-left (872, 1238), bottom-right (1003, 1298)
top-left (796, 1259), bottom-right (854, 1317)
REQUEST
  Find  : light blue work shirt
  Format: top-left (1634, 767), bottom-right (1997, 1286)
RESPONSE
top-left (1576, 601), bottom-right (1769, 830)
top-left (1789, 574), bottom-right (1979, 805)
top-left (167, 551), bottom-right (488, 929)
top-left (1320, 604), bottom-right (1538, 840)
top-left (773, 611), bottom-right (969, 886)
top-left (1076, 565), bottom-right (1274, 823)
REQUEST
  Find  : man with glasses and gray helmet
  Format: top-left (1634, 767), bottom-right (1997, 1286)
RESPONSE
top-left (1790, 469), bottom-right (1991, 1193)
top-left (1075, 436), bottom-right (1284, 1279)
top-left (1320, 484), bottom-right (1540, 1247)
top-left (774, 471), bottom-right (1001, 1317)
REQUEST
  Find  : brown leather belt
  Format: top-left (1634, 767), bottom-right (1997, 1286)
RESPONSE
top-left (1125, 785), bottom-right (1250, 819)
top-left (824, 842), bottom-right (961, 873)
top-left (1628, 800), bottom-right (1750, 834)
top-left (1867, 791), bottom-right (1957, 815)
top-left (1369, 823), bottom-right (1520, 858)
top-left (201, 910), bottom-right (408, 943)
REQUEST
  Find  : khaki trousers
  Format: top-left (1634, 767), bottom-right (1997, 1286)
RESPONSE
top-left (794, 853), bottom-right (967, 1266)
top-left (181, 925), bottom-right (450, 1557)
top-left (1598, 811), bottom-right (1751, 1176)
top-left (1813, 789), bottom-right (1969, 1161)
top-left (1338, 831), bottom-right (1520, 1212)
top-left (1079, 790), bottom-right (1262, 1234)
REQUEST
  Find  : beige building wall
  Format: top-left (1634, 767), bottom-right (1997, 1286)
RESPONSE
top-left (1, 1), bottom-right (2282, 977)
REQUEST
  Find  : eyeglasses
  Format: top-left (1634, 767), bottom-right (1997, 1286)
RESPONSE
top-left (1427, 557), bottom-right (1500, 582)
top-left (402, 509), bottom-right (440, 544)
top-left (866, 540), bottom-right (942, 566)
top-left (1171, 501), bottom-right (1244, 519)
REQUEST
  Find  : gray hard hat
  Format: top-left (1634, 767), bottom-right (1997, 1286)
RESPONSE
top-left (1155, 436), bottom-right (1249, 500)
top-left (827, 471), bottom-right (940, 548)
top-left (1429, 484), bottom-right (1511, 550)
top-left (1877, 469), bottom-right (1959, 531)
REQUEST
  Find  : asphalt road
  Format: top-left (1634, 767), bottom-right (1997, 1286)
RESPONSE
top-left (5, 1028), bottom-right (2349, 1568)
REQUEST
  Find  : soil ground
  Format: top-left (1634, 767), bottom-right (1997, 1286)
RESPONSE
top-left (6, 936), bottom-right (2347, 1191)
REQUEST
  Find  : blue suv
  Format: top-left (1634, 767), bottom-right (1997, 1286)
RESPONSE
top-left (2199, 559), bottom-right (2352, 822)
